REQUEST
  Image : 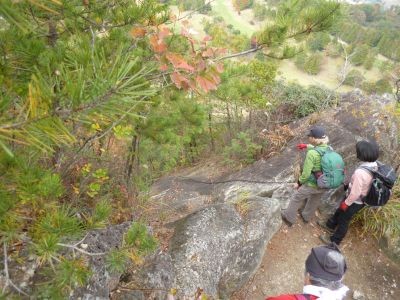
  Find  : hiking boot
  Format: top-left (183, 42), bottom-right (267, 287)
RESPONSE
top-left (281, 213), bottom-right (293, 227)
top-left (317, 220), bottom-right (335, 234)
top-left (300, 214), bottom-right (309, 224)
top-left (319, 233), bottom-right (332, 245)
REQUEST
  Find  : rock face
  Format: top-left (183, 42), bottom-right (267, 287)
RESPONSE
top-left (75, 91), bottom-right (400, 298)
top-left (170, 197), bottom-right (281, 298)
top-left (71, 222), bottom-right (131, 300)
top-left (132, 91), bottom-right (399, 298)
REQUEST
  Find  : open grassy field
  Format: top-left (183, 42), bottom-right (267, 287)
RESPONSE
top-left (210, 0), bottom-right (260, 37)
top-left (178, 0), bottom-right (386, 91)
top-left (278, 55), bottom-right (384, 91)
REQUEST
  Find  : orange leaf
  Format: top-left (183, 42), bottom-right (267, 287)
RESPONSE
top-left (215, 63), bottom-right (224, 73)
top-left (171, 72), bottom-right (190, 89)
top-left (166, 53), bottom-right (194, 71)
top-left (196, 75), bottom-right (217, 93)
top-left (130, 27), bottom-right (146, 38)
top-left (149, 35), bottom-right (167, 53)
top-left (159, 27), bottom-right (171, 39)
top-left (202, 48), bottom-right (214, 58)
top-left (159, 64), bottom-right (168, 71)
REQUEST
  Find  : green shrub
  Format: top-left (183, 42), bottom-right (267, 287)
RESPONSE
top-left (295, 53), bottom-right (323, 75)
top-left (351, 44), bottom-right (370, 66)
top-left (303, 53), bottom-right (323, 75)
top-left (344, 69), bottom-right (365, 87)
top-left (223, 131), bottom-right (262, 165)
top-left (271, 82), bottom-right (332, 118)
top-left (307, 32), bottom-right (331, 52)
top-left (375, 78), bottom-right (393, 94)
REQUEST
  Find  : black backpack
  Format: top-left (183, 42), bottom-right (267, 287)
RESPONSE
top-left (360, 162), bottom-right (398, 207)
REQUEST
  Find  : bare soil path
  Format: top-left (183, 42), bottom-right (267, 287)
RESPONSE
top-left (234, 217), bottom-right (400, 300)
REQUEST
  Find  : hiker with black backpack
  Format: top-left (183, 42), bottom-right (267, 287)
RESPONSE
top-left (318, 140), bottom-right (397, 245)
top-left (266, 243), bottom-right (349, 300)
top-left (281, 126), bottom-right (345, 226)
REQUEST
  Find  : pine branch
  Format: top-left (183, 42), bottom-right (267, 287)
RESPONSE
top-left (2, 242), bottom-right (29, 297)
top-left (217, 3), bottom-right (340, 61)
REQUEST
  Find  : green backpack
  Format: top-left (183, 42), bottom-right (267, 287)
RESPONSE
top-left (313, 147), bottom-right (345, 189)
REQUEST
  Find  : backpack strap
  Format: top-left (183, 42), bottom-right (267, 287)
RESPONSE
top-left (311, 145), bottom-right (332, 156)
top-left (358, 166), bottom-right (376, 176)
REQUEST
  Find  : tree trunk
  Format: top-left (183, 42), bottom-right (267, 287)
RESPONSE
top-left (208, 109), bottom-right (215, 152)
top-left (125, 132), bottom-right (140, 197)
top-left (226, 102), bottom-right (232, 139)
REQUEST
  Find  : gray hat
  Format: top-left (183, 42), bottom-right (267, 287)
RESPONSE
top-left (307, 126), bottom-right (326, 139)
top-left (305, 243), bottom-right (347, 281)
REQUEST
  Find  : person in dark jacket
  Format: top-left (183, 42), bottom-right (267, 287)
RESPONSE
top-left (281, 126), bottom-right (329, 226)
top-left (266, 243), bottom-right (349, 300)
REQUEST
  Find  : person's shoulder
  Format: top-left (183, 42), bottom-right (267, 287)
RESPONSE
top-left (265, 294), bottom-right (299, 300)
top-left (354, 166), bottom-right (374, 177)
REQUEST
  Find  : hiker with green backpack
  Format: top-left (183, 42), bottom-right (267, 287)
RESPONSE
top-left (281, 126), bottom-right (345, 227)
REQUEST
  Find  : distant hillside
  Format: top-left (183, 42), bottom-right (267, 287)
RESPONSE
top-left (341, 0), bottom-right (400, 8)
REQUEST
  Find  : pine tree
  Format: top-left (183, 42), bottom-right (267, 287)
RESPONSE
top-left (0, 0), bottom-right (343, 297)
top-left (0, 0), bottom-right (218, 296)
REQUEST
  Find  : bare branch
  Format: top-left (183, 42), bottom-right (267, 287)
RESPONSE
top-left (57, 243), bottom-right (106, 256)
top-left (2, 242), bottom-right (29, 297)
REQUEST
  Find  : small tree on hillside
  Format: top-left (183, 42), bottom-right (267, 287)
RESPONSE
top-left (307, 32), bottom-right (331, 52)
top-left (344, 69), bottom-right (365, 87)
top-left (351, 44), bottom-right (370, 66)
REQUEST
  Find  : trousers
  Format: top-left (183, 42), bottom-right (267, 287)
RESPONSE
top-left (326, 203), bottom-right (365, 245)
top-left (283, 185), bottom-right (326, 224)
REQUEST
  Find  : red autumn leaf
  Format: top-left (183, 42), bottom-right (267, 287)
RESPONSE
top-left (215, 48), bottom-right (228, 56)
top-left (196, 75), bottom-right (217, 93)
top-left (159, 27), bottom-right (171, 39)
top-left (202, 48), bottom-right (214, 58)
top-left (215, 63), bottom-right (224, 73)
top-left (149, 35), bottom-right (167, 53)
top-left (130, 27), bottom-right (146, 38)
top-left (203, 35), bottom-right (212, 42)
top-left (171, 72), bottom-right (183, 89)
top-left (159, 64), bottom-right (168, 71)
top-left (166, 53), bottom-right (194, 71)
top-left (170, 72), bottom-right (190, 90)
top-left (196, 60), bottom-right (206, 72)
top-left (207, 69), bottom-right (221, 85)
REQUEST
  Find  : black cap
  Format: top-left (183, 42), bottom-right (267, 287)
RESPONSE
top-left (307, 126), bottom-right (326, 139)
top-left (305, 243), bottom-right (347, 281)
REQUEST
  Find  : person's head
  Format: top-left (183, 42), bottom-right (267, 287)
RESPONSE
top-left (304, 243), bottom-right (347, 290)
top-left (356, 140), bottom-right (379, 162)
top-left (307, 126), bottom-right (329, 146)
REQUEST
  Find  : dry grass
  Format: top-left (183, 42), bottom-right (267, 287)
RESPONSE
top-left (260, 125), bottom-right (295, 159)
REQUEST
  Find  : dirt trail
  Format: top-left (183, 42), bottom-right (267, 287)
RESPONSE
top-left (234, 217), bottom-right (400, 300)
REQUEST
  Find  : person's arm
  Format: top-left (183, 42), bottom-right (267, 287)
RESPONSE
top-left (344, 169), bottom-right (370, 206)
top-left (298, 150), bottom-right (316, 184)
